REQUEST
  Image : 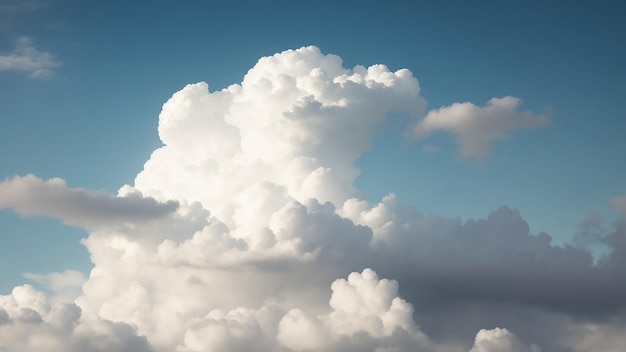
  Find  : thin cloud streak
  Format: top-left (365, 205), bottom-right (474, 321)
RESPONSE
top-left (0, 174), bottom-right (179, 229)
top-left (0, 37), bottom-right (60, 78)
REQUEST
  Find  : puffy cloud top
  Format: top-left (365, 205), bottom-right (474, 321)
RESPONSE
top-left (469, 328), bottom-right (540, 352)
top-left (135, 46), bottom-right (426, 227)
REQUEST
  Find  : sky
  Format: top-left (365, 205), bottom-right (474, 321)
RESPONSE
top-left (0, 0), bottom-right (625, 351)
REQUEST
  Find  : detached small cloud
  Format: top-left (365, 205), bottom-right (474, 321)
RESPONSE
top-left (413, 96), bottom-right (549, 159)
top-left (0, 174), bottom-right (178, 229)
top-left (0, 37), bottom-right (60, 78)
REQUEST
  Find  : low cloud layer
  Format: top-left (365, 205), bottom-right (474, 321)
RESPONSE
top-left (1, 46), bottom-right (625, 351)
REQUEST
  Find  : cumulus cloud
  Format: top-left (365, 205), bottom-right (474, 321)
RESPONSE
top-left (171, 268), bottom-right (434, 352)
top-left (0, 174), bottom-right (179, 229)
top-left (136, 46), bottom-right (426, 223)
top-left (1, 46), bottom-right (625, 351)
top-left (413, 96), bottom-right (549, 159)
top-left (0, 37), bottom-right (60, 78)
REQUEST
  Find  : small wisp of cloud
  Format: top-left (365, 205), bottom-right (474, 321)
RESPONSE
top-left (422, 144), bottom-right (441, 153)
top-left (0, 37), bottom-right (60, 78)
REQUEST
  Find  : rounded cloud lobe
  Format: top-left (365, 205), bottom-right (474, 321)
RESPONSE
top-left (469, 328), bottom-right (540, 352)
top-left (2, 46), bottom-right (625, 351)
top-left (0, 285), bottom-right (152, 352)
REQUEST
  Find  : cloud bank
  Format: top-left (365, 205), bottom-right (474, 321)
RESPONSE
top-left (1, 46), bottom-right (625, 351)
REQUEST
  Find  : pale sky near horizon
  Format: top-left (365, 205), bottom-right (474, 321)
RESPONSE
top-left (0, 1), bottom-right (625, 351)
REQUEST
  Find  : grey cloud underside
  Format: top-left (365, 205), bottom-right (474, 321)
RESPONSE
top-left (361, 205), bottom-right (626, 350)
top-left (274, 201), bottom-right (626, 321)
top-left (301, 201), bottom-right (626, 349)
top-left (381, 208), bottom-right (626, 318)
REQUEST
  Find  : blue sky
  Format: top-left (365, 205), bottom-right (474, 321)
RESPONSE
top-left (0, 2), bottom-right (625, 350)
top-left (1, 0), bottom-right (625, 291)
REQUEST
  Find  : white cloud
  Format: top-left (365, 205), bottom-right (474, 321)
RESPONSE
top-left (2, 46), bottom-right (626, 352)
top-left (324, 269), bottom-right (425, 340)
top-left (0, 37), bottom-right (60, 78)
top-left (0, 174), bottom-right (178, 229)
top-left (413, 96), bottom-right (549, 159)
top-left (135, 46), bottom-right (426, 226)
